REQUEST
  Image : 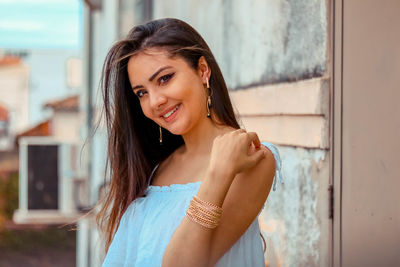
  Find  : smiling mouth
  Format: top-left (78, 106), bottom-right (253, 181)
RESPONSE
top-left (162, 104), bottom-right (180, 119)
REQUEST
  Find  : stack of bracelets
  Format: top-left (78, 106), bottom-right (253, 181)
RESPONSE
top-left (186, 195), bottom-right (223, 229)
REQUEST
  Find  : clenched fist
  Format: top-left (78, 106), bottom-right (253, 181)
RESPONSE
top-left (208, 129), bottom-right (267, 180)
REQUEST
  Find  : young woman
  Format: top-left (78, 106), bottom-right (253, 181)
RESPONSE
top-left (98, 18), bottom-right (283, 267)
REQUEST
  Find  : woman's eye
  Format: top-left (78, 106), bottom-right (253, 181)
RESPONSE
top-left (158, 73), bottom-right (174, 85)
top-left (135, 90), bottom-right (146, 98)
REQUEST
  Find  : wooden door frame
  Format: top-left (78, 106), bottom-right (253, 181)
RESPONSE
top-left (331, 0), bottom-right (343, 266)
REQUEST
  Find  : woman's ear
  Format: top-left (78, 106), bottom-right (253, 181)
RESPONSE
top-left (198, 56), bottom-right (211, 84)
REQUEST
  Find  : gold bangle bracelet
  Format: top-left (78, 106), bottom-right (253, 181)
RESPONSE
top-left (187, 209), bottom-right (219, 225)
top-left (189, 198), bottom-right (222, 220)
top-left (190, 199), bottom-right (221, 215)
top-left (191, 200), bottom-right (222, 219)
top-left (187, 208), bottom-right (220, 228)
top-left (192, 195), bottom-right (223, 213)
top-left (186, 195), bottom-right (223, 229)
top-left (186, 210), bottom-right (219, 229)
top-left (187, 206), bottom-right (221, 224)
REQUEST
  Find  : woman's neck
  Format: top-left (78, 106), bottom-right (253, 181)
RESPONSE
top-left (180, 117), bottom-right (235, 157)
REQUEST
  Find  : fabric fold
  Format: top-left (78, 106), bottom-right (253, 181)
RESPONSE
top-left (262, 142), bottom-right (284, 191)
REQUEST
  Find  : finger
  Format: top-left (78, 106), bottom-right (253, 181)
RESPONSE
top-left (235, 128), bottom-right (247, 134)
top-left (246, 149), bottom-right (266, 167)
top-left (246, 132), bottom-right (261, 148)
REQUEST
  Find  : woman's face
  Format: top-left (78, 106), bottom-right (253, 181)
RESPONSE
top-left (127, 48), bottom-right (209, 135)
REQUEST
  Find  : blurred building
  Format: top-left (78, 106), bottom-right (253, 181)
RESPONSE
top-left (43, 95), bottom-right (81, 143)
top-left (0, 2), bottom-right (84, 265)
top-left (0, 49), bottom-right (82, 173)
top-left (13, 94), bottom-right (84, 224)
top-left (0, 104), bottom-right (10, 147)
top-left (0, 55), bottom-right (29, 151)
top-left (15, 95), bottom-right (81, 142)
top-left (23, 50), bottom-right (82, 125)
top-left (78, 1), bottom-right (400, 267)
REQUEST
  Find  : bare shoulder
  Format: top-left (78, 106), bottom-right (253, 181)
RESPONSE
top-left (207, 143), bottom-right (276, 266)
top-left (255, 144), bottom-right (276, 176)
top-left (237, 143), bottom-right (276, 181)
top-left (230, 143), bottom-right (276, 209)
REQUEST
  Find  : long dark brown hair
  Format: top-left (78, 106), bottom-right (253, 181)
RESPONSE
top-left (97, 18), bottom-right (240, 251)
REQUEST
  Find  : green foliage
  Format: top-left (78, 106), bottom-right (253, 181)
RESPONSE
top-left (0, 226), bottom-right (76, 251)
top-left (0, 172), bottom-right (19, 219)
top-left (0, 172), bottom-right (77, 252)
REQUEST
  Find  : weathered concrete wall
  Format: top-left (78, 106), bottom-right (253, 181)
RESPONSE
top-left (152, 1), bottom-right (331, 266)
top-left (260, 146), bottom-right (331, 266)
top-left (230, 78), bottom-right (330, 149)
top-left (82, 1), bottom-right (331, 266)
top-left (153, 0), bottom-right (327, 89)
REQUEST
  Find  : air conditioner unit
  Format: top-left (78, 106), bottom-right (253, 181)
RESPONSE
top-left (13, 136), bottom-right (86, 224)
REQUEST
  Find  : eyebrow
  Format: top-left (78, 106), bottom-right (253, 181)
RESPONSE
top-left (132, 66), bottom-right (173, 91)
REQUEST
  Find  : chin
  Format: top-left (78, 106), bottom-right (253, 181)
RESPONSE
top-left (165, 123), bottom-right (190, 136)
top-left (167, 128), bottom-right (186, 136)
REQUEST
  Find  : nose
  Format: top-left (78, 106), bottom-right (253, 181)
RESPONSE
top-left (149, 90), bottom-right (167, 111)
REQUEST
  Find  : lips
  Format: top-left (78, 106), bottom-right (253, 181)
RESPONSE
top-left (160, 104), bottom-right (180, 118)
top-left (160, 104), bottom-right (181, 123)
top-left (160, 104), bottom-right (181, 122)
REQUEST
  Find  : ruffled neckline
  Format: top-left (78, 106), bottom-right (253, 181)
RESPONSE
top-left (146, 181), bottom-right (202, 193)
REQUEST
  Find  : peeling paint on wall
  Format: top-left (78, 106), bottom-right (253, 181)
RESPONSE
top-left (260, 146), bottom-right (330, 267)
top-left (152, 0), bottom-right (327, 89)
top-left (151, 1), bottom-right (330, 266)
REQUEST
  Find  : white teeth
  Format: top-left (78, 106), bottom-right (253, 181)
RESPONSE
top-left (163, 105), bottom-right (179, 118)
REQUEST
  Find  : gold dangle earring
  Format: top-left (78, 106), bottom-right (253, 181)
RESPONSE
top-left (206, 77), bottom-right (212, 118)
top-left (159, 126), bottom-right (162, 145)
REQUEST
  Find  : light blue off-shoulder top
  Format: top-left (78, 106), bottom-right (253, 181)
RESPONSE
top-left (102, 142), bottom-right (283, 267)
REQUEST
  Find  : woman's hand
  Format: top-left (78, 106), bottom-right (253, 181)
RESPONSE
top-left (163, 129), bottom-right (273, 267)
top-left (208, 129), bottom-right (267, 180)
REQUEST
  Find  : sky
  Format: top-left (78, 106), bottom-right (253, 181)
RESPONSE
top-left (0, 0), bottom-right (82, 50)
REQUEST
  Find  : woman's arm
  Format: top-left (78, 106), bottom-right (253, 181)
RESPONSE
top-left (162, 167), bottom-right (235, 267)
top-left (162, 130), bottom-right (275, 267)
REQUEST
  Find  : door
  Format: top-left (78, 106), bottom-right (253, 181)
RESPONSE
top-left (27, 144), bottom-right (59, 210)
top-left (333, 0), bottom-right (400, 266)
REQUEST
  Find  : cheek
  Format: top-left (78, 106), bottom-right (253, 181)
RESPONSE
top-left (139, 101), bottom-right (153, 119)
top-left (188, 91), bottom-right (206, 116)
